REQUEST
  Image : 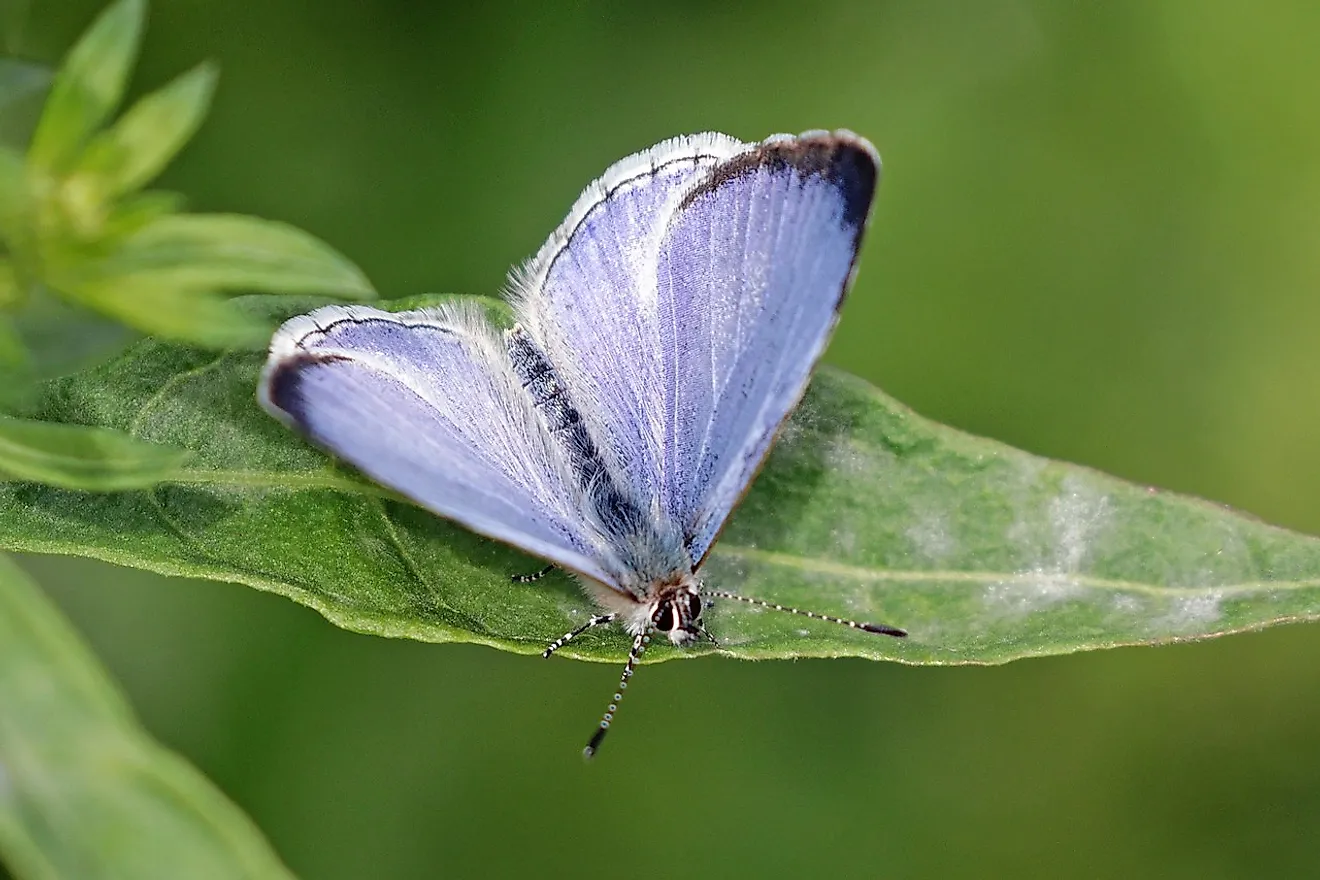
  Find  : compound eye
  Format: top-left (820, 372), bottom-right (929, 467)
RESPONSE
top-left (653, 602), bottom-right (675, 632)
top-left (687, 594), bottom-right (702, 621)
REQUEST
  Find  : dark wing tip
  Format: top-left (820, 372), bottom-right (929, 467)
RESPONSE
top-left (261, 352), bottom-right (347, 428)
top-left (758, 132), bottom-right (879, 232)
top-left (687, 130), bottom-right (880, 234)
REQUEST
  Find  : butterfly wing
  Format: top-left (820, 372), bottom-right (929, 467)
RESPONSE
top-left (513, 130), bottom-right (879, 567)
top-left (510, 132), bottom-right (752, 518)
top-left (258, 303), bottom-right (622, 587)
top-left (656, 132), bottom-right (879, 564)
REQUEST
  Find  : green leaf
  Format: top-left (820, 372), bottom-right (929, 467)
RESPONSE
top-left (1, 293), bottom-right (1318, 664)
top-left (0, 553), bottom-right (294, 878)
top-left (0, 59), bottom-right (52, 151)
top-left (0, 315), bottom-right (25, 370)
top-left (0, 145), bottom-right (24, 235)
top-left (5, 290), bottom-right (136, 386)
top-left (56, 275), bottom-right (268, 348)
top-left (27, 0), bottom-right (146, 172)
top-left (100, 189), bottom-right (184, 241)
top-left (0, 257), bottom-right (18, 309)
top-left (73, 62), bottom-right (218, 197)
top-left (84, 213), bottom-right (376, 299)
top-left (0, 414), bottom-right (188, 490)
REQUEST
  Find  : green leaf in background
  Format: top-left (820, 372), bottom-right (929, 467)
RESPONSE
top-left (57, 276), bottom-right (269, 349)
top-left (83, 213), bottom-right (376, 300)
top-left (2, 0), bottom-right (376, 358)
top-left (0, 146), bottom-right (24, 237)
top-left (0, 59), bottom-right (52, 151)
top-left (0, 258), bottom-right (17, 309)
top-left (26, 0), bottom-right (144, 172)
top-left (3, 292), bottom-right (135, 390)
top-left (73, 61), bottom-right (218, 198)
top-left (0, 553), bottom-right (294, 879)
top-left (1, 294), bottom-right (1317, 664)
top-left (50, 207), bottom-right (377, 348)
top-left (0, 316), bottom-right (24, 370)
top-left (98, 189), bottom-right (183, 242)
top-left (0, 414), bottom-right (187, 490)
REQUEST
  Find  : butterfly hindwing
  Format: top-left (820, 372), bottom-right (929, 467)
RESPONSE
top-left (258, 303), bottom-right (621, 587)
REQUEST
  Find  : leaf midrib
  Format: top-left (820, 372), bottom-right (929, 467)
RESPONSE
top-left (7, 464), bottom-right (1318, 598)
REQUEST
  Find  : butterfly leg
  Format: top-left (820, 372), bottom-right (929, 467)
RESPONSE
top-left (688, 594), bottom-right (719, 647)
top-left (542, 613), bottom-right (617, 658)
top-left (695, 622), bottom-right (720, 648)
top-left (511, 564), bottom-right (555, 583)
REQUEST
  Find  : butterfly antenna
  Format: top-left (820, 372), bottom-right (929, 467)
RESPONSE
top-left (583, 629), bottom-right (649, 760)
top-left (702, 589), bottom-right (906, 638)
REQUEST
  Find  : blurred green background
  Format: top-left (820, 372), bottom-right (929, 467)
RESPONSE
top-left (11, 0), bottom-right (1320, 877)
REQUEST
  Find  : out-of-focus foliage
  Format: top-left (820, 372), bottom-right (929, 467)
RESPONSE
top-left (0, 2), bottom-right (381, 875)
top-left (0, 553), bottom-right (293, 879)
top-left (0, 412), bottom-right (187, 489)
top-left (0, 0), bottom-right (375, 486)
top-left (0, 0), bottom-right (374, 379)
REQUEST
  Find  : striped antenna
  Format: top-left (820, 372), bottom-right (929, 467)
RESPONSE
top-left (702, 589), bottom-right (907, 638)
top-left (582, 630), bottom-right (648, 759)
top-left (569, 593), bottom-right (903, 760)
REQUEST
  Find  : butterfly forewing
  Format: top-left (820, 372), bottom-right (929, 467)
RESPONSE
top-left (659, 134), bottom-right (879, 564)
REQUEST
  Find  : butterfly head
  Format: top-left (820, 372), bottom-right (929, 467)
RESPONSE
top-left (649, 581), bottom-right (704, 646)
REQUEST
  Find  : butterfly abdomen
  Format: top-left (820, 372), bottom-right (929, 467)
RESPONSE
top-left (505, 324), bottom-right (655, 548)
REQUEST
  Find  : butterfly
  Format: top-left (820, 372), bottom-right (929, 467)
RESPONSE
top-left (258, 129), bottom-right (905, 757)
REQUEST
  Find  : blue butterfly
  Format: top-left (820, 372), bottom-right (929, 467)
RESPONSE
top-left (259, 130), bottom-right (905, 756)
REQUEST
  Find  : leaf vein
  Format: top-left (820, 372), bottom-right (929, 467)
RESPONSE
top-left (128, 350), bottom-right (232, 435)
top-left (373, 499), bottom-right (490, 634)
top-left (125, 466), bottom-right (1320, 599)
top-left (713, 545), bottom-right (1320, 598)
